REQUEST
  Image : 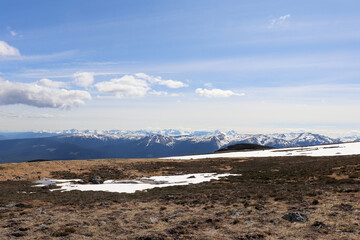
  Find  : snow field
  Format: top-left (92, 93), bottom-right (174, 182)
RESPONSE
top-left (164, 142), bottom-right (360, 160)
top-left (34, 173), bottom-right (240, 194)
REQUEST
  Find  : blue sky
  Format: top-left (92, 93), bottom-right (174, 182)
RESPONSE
top-left (1, 0), bottom-right (360, 136)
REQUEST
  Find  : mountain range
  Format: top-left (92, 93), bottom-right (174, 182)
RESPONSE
top-left (0, 130), bottom-right (358, 164)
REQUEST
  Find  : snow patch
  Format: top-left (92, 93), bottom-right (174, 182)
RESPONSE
top-left (33, 173), bottom-right (239, 194)
top-left (164, 142), bottom-right (360, 160)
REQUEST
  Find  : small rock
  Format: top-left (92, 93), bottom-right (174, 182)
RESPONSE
top-left (164, 194), bottom-right (175, 201)
top-left (39, 224), bottom-right (47, 229)
top-left (282, 212), bottom-right (308, 223)
top-left (230, 210), bottom-right (243, 217)
top-left (77, 179), bottom-right (88, 184)
top-left (150, 217), bottom-right (158, 224)
top-left (244, 220), bottom-right (253, 225)
top-left (98, 221), bottom-right (106, 226)
top-left (6, 202), bottom-right (17, 208)
top-left (90, 176), bottom-right (103, 184)
top-left (14, 176), bottom-right (22, 180)
top-left (18, 227), bottom-right (29, 232)
top-left (187, 175), bottom-right (195, 179)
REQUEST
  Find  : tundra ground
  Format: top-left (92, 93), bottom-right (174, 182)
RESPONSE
top-left (0, 156), bottom-right (359, 239)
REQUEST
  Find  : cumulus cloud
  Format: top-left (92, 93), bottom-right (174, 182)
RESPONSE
top-left (0, 41), bottom-right (20, 57)
top-left (95, 73), bottom-right (187, 98)
top-left (0, 79), bottom-right (91, 109)
top-left (195, 88), bottom-right (245, 98)
top-left (95, 75), bottom-right (150, 98)
top-left (73, 72), bottom-right (95, 88)
top-left (135, 73), bottom-right (188, 88)
top-left (270, 14), bottom-right (291, 27)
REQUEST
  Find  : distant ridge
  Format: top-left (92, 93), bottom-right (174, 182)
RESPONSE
top-left (0, 130), bottom-right (348, 164)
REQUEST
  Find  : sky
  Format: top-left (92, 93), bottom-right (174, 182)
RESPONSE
top-left (1, 0), bottom-right (360, 136)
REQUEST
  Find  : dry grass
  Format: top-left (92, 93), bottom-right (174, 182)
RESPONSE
top-left (0, 155), bottom-right (359, 239)
top-left (0, 158), bottom-right (178, 181)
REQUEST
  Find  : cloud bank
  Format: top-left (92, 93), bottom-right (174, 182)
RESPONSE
top-left (0, 41), bottom-right (20, 57)
top-left (0, 79), bottom-right (91, 109)
top-left (195, 88), bottom-right (244, 98)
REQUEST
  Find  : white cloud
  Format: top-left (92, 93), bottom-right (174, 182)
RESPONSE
top-left (95, 73), bottom-right (187, 98)
top-left (37, 78), bottom-right (68, 88)
top-left (195, 88), bottom-right (245, 98)
top-left (270, 14), bottom-right (291, 27)
top-left (135, 73), bottom-right (188, 88)
top-left (157, 79), bottom-right (188, 88)
top-left (0, 41), bottom-right (20, 57)
top-left (95, 75), bottom-right (150, 98)
top-left (0, 79), bottom-right (91, 109)
top-left (7, 26), bottom-right (20, 37)
top-left (73, 72), bottom-right (95, 88)
top-left (280, 14), bottom-right (290, 21)
top-left (149, 90), bottom-right (168, 96)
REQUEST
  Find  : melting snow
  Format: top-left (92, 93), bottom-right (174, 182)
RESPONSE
top-left (164, 142), bottom-right (360, 160)
top-left (34, 173), bottom-right (239, 194)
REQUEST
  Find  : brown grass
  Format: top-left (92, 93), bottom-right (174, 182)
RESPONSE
top-left (0, 155), bottom-right (359, 239)
top-left (0, 158), bottom-right (178, 181)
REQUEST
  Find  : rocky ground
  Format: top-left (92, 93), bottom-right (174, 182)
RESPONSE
top-left (0, 155), bottom-right (359, 239)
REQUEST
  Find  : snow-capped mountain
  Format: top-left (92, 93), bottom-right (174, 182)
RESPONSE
top-left (0, 129), bottom-right (355, 163)
top-left (55, 130), bottom-right (341, 147)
